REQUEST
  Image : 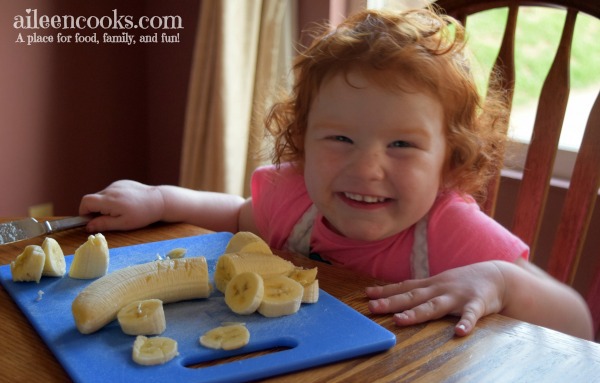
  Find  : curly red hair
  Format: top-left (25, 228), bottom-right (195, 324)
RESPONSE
top-left (265, 6), bottom-right (509, 202)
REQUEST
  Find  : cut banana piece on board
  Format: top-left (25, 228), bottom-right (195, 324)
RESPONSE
top-left (72, 257), bottom-right (211, 334)
top-left (200, 324), bottom-right (250, 350)
top-left (132, 335), bottom-right (178, 366)
top-left (166, 248), bottom-right (186, 259)
top-left (41, 237), bottom-right (66, 277)
top-left (214, 252), bottom-right (295, 293)
top-left (288, 267), bottom-right (319, 304)
top-left (69, 233), bottom-right (109, 279)
top-left (117, 299), bottom-right (166, 335)
top-left (11, 245), bottom-right (45, 283)
top-left (225, 272), bottom-right (264, 315)
top-left (258, 275), bottom-right (304, 317)
top-left (224, 231), bottom-right (272, 255)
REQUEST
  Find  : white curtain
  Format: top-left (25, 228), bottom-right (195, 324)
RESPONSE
top-left (180, 0), bottom-right (294, 197)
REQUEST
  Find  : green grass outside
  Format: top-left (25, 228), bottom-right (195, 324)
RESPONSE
top-left (465, 7), bottom-right (600, 107)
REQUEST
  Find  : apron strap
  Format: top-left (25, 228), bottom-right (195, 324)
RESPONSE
top-left (410, 214), bottom-right (430, 279)
top-left (284, 204), bottom-right (318, 256)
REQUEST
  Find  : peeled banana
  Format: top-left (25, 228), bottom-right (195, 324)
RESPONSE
top-left (41, 237), bottom-right (66, 277)
top-left (132, 335), bottom-right (178, 366)
top-left (214, 252), bottom-right (295, 293)
top-left (11, 245), bottom-right (45, 283)
top-left (69, 233), bottom-right (109, 279)
top-left (72, 257), bottom-right (211, 334)
top-left (199, 324), bottom-right (250, 350)
top-left (117, 299), bottom-right (166, 335)
top-left (258, 275), bottom-right (304, 317)
top-left (225, 272), bottom-right (264, 315)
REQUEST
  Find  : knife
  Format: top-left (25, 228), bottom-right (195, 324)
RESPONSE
top-left (0, 216), bottom-right (92, 245)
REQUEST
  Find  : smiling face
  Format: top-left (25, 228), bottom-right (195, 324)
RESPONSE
top-left (304, 69), bottom-right (447, 241)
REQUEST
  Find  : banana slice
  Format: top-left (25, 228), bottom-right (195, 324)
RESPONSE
top-left (301, 279), bottom-right (320, 304)
top-left (132, 335), bottom-right (178, 366)
top-left (288, 267), bottom-right (319, 304)
top-left (214, 252), bottom-right (295, 293)
top-left (225, 272), bottom-right (264, 315)
top-left (11, 245), bottom-right (46, 283)
top-left (166, 248), bottom-right (186, 259)
top-left (117, 299), bottom-right (166, 335)
top-left (41, 237), bottom-right (66, 277)
top-left (258, 275), bottom-right (304, 317)
top-left (69, 233), bottom-right (109, 279)
top-left (199, 324), bottom-right (250, 350)
top-left (224, 231), bottom-right (272, 255)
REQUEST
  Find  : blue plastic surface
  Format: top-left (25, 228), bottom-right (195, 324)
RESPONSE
top-left (0, 232), bottom-right (396, 383)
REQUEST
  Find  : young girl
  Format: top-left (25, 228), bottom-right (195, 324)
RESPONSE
top-left (80, 7), bottom-right (593, 340)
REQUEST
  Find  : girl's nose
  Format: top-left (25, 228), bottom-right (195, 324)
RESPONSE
top-left (345, 147), bottom-right (386, 181)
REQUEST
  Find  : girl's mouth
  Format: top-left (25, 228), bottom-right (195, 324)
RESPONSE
top-left (342, 192), bottom-right (390, 204)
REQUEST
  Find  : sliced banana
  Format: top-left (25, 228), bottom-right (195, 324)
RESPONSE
top-left (11, 245), bottom-right (45, 283)
top-left (69, 233), bottom-right (109, 279)
top-left (117, 299), bottom-right (166, 335)
top-left (225, 272), bottom-right (264, 315)
top-left (132, 335), bottom-right (178, 366)
top-left (41, 237), bottom-right (66, 277)
top-left (166, 248), bottom-right (186, 259)
top-left (258, 275), bottom-right (304, 317)
top-left (199, 324), bottom-right (250, 350)
top-left (214, 252), bottom-right (295, 293)
top-left (288, 267), bottom-right (319, 304)
top-left (224, 231), bottom-right (272, 255)
top-left (301, 279), bottom-right (319, 304)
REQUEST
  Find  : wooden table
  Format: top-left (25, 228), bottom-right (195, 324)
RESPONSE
top-left (2, 220), bottom-right (600, 382)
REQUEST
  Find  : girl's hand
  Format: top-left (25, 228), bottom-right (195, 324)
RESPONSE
top-left (79, 180), bottom-right (164, 232)
top-left (365, 262), bottom-right (507, 336)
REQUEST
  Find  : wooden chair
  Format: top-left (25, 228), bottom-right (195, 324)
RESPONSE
top-left (434, 0), bottom-right (600, 338)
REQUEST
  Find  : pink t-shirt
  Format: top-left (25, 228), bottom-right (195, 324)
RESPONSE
top-left (252, 163), bottom-right (529, 283)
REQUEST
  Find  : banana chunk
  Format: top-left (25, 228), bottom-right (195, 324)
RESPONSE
top-left (225, 272), bottom-right (264, 315)
top-left (288, 267), bottom-right (319, 304)
top-left (224, 231), bottom-right (272, 255)
top-left (41, 237), bottom-right (66, 277)
top-left (258, 275), bottom-right (303, 317)
top-left (117, 299), bottom-right (166, 335)
top-left (166, 247), bottom-right (186, 259)
top-left (132, 335), bottom-right (178, 366)
top-left (69, 233), bottom-right (109, 279)
top-left (214, 252), bottom-right (295, 293)
top-left (72, 257), bottom-right (211, 334)
top-left (200, 324), bottom-right (250, 350)
top-left (11, 245), bottom-right (46, 283)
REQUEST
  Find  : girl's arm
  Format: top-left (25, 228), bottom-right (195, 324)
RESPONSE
top-left (79, 180), bottom-right (257, 234)
top-left (366, 259), bottom-right (594, 340)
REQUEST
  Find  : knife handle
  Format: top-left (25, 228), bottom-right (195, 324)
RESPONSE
top-left (45, 215), bottom-right (93, 234)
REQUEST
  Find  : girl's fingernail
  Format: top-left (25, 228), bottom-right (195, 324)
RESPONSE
top-left (457, 323), bottom-right (467, 332)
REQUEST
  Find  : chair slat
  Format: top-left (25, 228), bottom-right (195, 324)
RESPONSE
top-left (482, 5), bottom-right (518, 216)
top-left (511, 9), bottom-right (577, 257)
top-left (547, 91), bottom-right (600, 283)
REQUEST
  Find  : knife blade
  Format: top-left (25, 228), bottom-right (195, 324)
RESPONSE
top-left (0, 216), bottom-right (92, 245)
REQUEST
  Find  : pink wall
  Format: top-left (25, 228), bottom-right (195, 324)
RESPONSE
top-left (1, 0), bottom-right (199, 215)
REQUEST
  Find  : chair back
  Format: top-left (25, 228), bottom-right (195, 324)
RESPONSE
top-left (435, 0), bottom-right (600, 338)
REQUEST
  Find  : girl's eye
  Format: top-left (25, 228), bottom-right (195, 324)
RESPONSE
top-left (331, 135), bottom-right (353, 143)
top-left (390, 140), bottom-right (412, 148)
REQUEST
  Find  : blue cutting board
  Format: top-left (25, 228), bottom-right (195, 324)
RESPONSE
top-left (0, 232), bottom-right (396, 383)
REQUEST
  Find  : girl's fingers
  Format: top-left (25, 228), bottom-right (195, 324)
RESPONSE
top-left (365, 279), bottom-right (429, 299)
top-left (368, 286), bottom-right (436, 314)
top-left (391, 295), bottom-right (455, 326)
top-left (454, 300), bottom-right (486, 336)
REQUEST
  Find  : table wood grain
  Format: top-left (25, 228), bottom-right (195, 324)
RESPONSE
top-left (1, 219), bottom-right (599, 382)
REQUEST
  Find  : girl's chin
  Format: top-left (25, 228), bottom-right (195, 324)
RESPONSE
top-left (324, 218), bottom-right (395, 242)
